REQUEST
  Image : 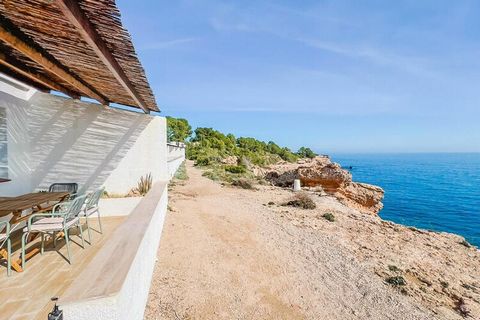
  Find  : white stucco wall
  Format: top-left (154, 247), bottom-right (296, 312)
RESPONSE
top-left (167, 143), bottom-right (186, 178)
top-left (0, 75), bottom-right (167, 196)
top-left (98, 197), bottom-right (143, 217)
top-left (104, 117), bottom-right (168, 194)
top-left (60, 182), bottom-right (168, 320)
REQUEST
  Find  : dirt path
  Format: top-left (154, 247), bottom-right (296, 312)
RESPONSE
top-left (144, 161), bottom-right (437, 319)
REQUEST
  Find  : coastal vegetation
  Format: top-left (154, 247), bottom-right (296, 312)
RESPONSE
top-left (385, 276), bottom-right (407, 287)
top-left (187, 127), bottom-right (301, 166)
top-left (322, 212), bottom-right (335, 222)
top-left (174, 161), bottom-right (189, 181)
top-left (281, 192), bottom-right (317, 210)
top-left (167, 117), bottom-right (318, 185)
top-left (166, 116), bottom-right (192, 142)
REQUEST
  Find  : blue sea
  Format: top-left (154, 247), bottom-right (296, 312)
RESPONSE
top-left (332, 153), bottom-right (480, 247)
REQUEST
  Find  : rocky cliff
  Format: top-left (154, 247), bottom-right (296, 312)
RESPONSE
top-left (264, 156), bottom-right (384, 214)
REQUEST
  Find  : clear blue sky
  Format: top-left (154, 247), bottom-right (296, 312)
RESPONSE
top-left (117, 0), bottom-right (480, 153)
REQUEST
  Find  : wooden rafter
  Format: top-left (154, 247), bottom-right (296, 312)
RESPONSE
top-left (0, 64), bottom-right (49, 92)
top-left (0, 22), bottom-right (108, 105)
top-left (0, 52), bottom-right (80, 99)
top-left (55, 0), bottom-right (150, 114)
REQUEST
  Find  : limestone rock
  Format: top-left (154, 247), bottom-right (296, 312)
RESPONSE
top-left (299, 162), bottom-right (352, 191)
top-left (338, 182), bottom-right (384, 214)
top-left (264, 156), bottom-right (384, 214)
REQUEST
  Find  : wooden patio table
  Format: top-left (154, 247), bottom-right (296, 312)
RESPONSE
top-left (0, 192), bottom-right (70, 272)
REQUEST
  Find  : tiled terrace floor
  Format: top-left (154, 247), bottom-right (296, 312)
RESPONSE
top-left (0, 216), bottom-right (125, 320)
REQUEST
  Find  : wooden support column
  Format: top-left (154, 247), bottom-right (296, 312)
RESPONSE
top-left (55, 0), bottom-right (150, 113)
top-left (0, 24), bottom-right (108, 105)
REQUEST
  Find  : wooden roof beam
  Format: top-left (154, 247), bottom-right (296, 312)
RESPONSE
top-left (56, 0), bottom-right (150, 113)
top-left (55, 0), bottom-right (150, 114)
top-left (0, 52), bottom-right (80, 99)
top-left (0, 23), bottom-right (108, 105)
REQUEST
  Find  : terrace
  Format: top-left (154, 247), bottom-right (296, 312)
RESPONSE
top-left (1, 217), bottom-right (125, 319)
top-left (0, 1), bottom-right (183, 319)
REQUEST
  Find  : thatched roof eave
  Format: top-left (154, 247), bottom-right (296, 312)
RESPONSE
top-left (0, 0), bottom-right (158, 113)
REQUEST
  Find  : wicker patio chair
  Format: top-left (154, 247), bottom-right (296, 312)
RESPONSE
top-left (0, 221), bottom-right (11, 276)
top-left (80, 187), bottom-right (104, 244)
top-left (21, 195), bottom-right (87, 269)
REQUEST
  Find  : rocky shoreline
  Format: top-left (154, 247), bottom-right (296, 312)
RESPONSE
top-left (259, 156), bottom-right (480, 318)
top-left (263, 156), bottom-right (385, 214)
top-left (146, 161), bottom-right (480, 319)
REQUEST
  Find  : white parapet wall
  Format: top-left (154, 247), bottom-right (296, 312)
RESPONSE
top-left (0, 74), bottom-right (168, 196)
top-left (59, 182), bottom-right (168, 320)
top-left (167, 142), bottom-right (186, 178)
top-left (98, 197), bottom-right (143, 217)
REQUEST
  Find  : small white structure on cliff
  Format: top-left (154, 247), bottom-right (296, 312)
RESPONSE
top-left (0, 1), bottom-right (184, 319)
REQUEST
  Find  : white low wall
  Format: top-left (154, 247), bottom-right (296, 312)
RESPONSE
top-left (167, 157), bottom-right (184, 178)
top-left (60, 182), bottom-right (168, 320)
top-left (98, 197), bottom-right (143, 217)
top-left (167, 142), bottom-right (186, 178)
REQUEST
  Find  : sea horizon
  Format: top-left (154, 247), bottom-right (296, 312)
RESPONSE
top-left (328, 151), bottom-right (480, 156)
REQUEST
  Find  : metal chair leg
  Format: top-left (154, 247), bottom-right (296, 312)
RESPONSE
top-left (53, 231), bottom-right (57, 248)
top-left (6, 238), bottom-right (11, 277)
top-left (97, 209), bottom-right (103, 234)
top-left (85, 217), bottom-right (92, 244)
top-left (21, 232), bottom-right (29, 270)
top-left (40, 233), bottom-right (45, 255)
top-left (78, 223), bottom-right (85, 249)
top-left (64, 228), bottom-right (72, 264)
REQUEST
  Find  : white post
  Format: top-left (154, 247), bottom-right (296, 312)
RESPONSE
top-left (293, 179), bottom-right (301, 192)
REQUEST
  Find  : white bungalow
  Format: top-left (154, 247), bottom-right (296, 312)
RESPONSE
top-left (0, 1), bottom-right (183, 319)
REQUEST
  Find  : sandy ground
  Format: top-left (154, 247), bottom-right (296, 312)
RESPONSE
top-left (144, 161), bottom-right (479, 320)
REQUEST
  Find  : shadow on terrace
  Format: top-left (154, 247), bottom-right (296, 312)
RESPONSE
top-left (0, 216), bottom-right (125, 320)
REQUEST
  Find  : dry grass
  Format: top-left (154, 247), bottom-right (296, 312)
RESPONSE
top-left (137, 173), bottom-right (153, 195)
top-left (231, 178), bottom-right (255, 190)
top-left (282, 192), bottom-right (316, 210)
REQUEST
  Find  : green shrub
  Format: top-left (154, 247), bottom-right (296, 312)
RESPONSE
top-left (191, 147), bottom-right (223, 166)
top-left (282, 193), bottom-right (316, 209)
top-left (297, 147), bottom-right (317, 159)
top-left (187, 127), bottom-right (302, 168)
top-left (224, 165), bottom-right (246, 174)
top-left (174, 161), bottom-right (188, 180)
top-left (322, 212), bottom-right (335, 222)
top-left (386, 276), bottom-right (407, 287)
top-left (202, 170), bottom-right (221, 181)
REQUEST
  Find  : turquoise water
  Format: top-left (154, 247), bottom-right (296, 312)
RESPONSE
top-left (332, 153), bottom-right (480, 247)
